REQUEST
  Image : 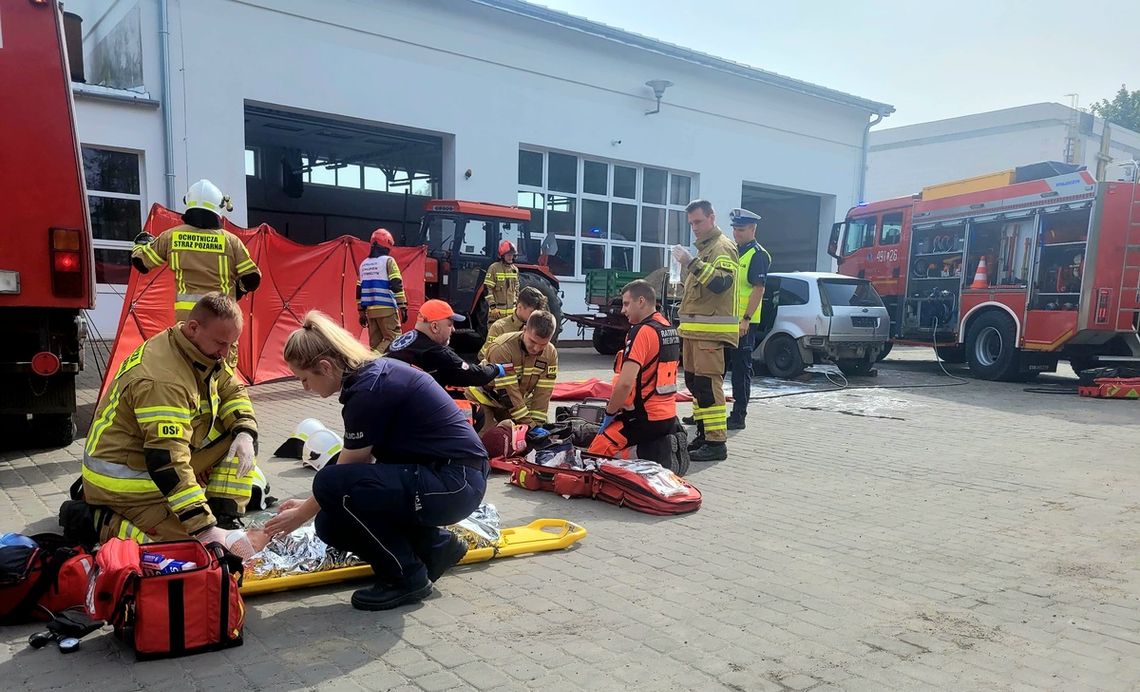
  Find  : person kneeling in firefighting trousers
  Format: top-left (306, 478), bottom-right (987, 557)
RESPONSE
top-left (265, 311), bottom-right (488, 611)
top-left (79, 293), bottom-right (266, 556)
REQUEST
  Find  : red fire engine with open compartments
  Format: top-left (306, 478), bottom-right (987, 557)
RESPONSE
top-left (829, 162), bottom-right (1140, 380)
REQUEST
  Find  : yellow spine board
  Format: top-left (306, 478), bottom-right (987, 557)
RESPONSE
top-left (240, 519), bottom-right (587, 596)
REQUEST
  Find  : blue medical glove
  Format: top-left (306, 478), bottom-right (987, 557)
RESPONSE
top-left (598, 414), bottom-right (615, 435)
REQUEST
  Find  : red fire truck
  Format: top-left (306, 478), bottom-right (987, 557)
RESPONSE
top-left (829, 162), bottom-right (1140, 380)
top-left (0, 0), bottom-right (94, 443)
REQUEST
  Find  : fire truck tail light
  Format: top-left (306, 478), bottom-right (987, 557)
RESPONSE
top-left (31, 352), bottom-right (61, 377)
top-left (52, 228), bottom-right (81, 251)
top-left (53, 252), bottom-right (80, 273)
top-left (1095, 288), bottom-right (1111, 324)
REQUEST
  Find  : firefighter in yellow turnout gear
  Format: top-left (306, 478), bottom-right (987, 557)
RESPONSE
top-left (478, 286), bottom-right (547, 360)
top-left (467, 311), bottom-right (558, 433)
top-left (131, 179), bottom-right (261, 325)
top-left (484, 240), bottom-right (520, 322)
top-left (672, 200), bottom-right (739, 462)
top-left (81, 294), bottom-right (263, 546)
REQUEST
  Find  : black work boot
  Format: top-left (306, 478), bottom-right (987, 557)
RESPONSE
top-left (424, 533), bottom-right (468, 582)
top-left (690, 443), bottom-right (727, 462)
top-left (351, 573), bottom-right (432, 611)
top-left (726, 416), bottom-right (746, 431)
top-left (681, 415), bottom-right (696, 426)
top-left (686, 435), bottom-right (705, 452)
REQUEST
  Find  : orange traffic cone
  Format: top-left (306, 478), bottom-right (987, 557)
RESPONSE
top-left (969, 256), bottom-right (989, 289)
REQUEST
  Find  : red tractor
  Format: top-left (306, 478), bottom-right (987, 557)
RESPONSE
top-left (411, 200), bottom-right (562, 353)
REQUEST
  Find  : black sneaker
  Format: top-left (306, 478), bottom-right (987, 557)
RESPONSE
top-left (351, 575), bottom-right (433, 611)
top-left (686, 436), bottom-right (705, 452)
top-left (726, 417), bottom-right (746, 430)
top-left (681, 415), bottom-right (696, 426)
top-left (424, 534), bottom-right (468, 582)
top-left (689, 444), bottom-right (727, 462)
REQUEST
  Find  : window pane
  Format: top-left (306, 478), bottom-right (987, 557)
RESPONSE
top-left (336, 164), bottom-right (361, 188)
top-left (582, 243), bottom-right (605, 272)
top-left (310, 162), bottom-right (336, 186)
top-left (82, 147), bottom-right (140, 195)
top-left (609, 203), bottom-right (637, 242)
top-left (820, 279), bottom-right (884, 307)
top-left (411, 176), bottom-right (434, 196)
top-left (583, 160), bottom-right (608, 195)
top-left (669, 174), bottom-right (691, 206)
top-left (547, 152), bottom-right (577, 193)
top-left (643, 167), bottom-right (667, 205)
top-left (880, 212), bottom-right (903, 245)
top-left (517, 191), bottom-right (545, 235)
top-left (94, 248), bottom-right (132, 285)
top-left (364, 166), bottom-right (387, 191)
top-left (667, 209), bottom-right (687, 246)
top-left (245, 149), bottom-right (257, 177)
top-left (641, 206), bottom-right (665, 244)
top-left (547, 238), bottom-right (576, 277)
top-left (547, 195), bottom-right (576, 236)
top-left (614, 165), bottom-right (636, 199)
top-left (611, 245), bottom-right (634, 271)
top-left (580, 199), bottom-right (608, 239)
top-left (640, 245), bottom-right (665, 273)
top-left (460, 219), bottom-right (489, 256)
top-left (779, 278), bottom-right (810, 306)
top-left (519, 150), bottom-right (543, 187)
top-left (88, 196), bottom-right (141, 242)
top-left (843, 217), bottom-right (874, 255)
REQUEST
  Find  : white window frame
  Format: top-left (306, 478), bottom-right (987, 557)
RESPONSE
top-left (518, 147), bottom-right (696, 280)
top-left (82, 145), bottom-right (145, 289)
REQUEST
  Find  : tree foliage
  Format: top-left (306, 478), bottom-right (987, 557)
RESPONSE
top-left (1089, 85), bottom-right (1140, 132)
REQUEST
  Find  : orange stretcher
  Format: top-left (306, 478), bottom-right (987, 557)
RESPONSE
top-left (240, 519), bottom-right (587, 596)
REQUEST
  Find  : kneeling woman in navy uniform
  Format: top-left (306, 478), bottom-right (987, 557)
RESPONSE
top-left (265, 311), bottom-right (489, 611)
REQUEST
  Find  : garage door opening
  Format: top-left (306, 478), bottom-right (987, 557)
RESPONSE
top-left (244, 104), bottom-right (444, 245)
top-left (740, 183), bottom-right (822, 271)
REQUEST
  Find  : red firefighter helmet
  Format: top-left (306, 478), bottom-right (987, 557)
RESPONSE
top-left (498, 240), bottom-right (517, 259)
top-left (370, 228), bottom-right (395, 248)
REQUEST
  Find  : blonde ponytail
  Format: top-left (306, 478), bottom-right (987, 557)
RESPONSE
top-left (284, 310), bottom-right (376, 373)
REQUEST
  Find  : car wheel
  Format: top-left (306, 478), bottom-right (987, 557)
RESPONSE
top-left (875, 342), bottom-right (893, 362)
top-left (763, 334), bottom-right (804, 379)
top-left (965, 311), bottom-right (1021, 381)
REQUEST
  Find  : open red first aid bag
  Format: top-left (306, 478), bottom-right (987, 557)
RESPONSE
top-left (88, 538), bottom-right (245, 659)
top-left (510, 444), bottom-right (702, 515)
top-left (0, 533), bottom-right (92, 623)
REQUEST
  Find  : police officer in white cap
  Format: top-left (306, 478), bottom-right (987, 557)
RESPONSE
top-left (726, 208), bottom-right (771, 430)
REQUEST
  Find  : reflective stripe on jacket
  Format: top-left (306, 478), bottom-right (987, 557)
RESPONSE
top-left (678, 227), bottom-right (739, 346)
top-left (131, 225), bottom-right (260, 312)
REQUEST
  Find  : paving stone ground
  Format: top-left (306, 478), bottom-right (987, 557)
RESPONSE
top-left (2, 344), bottom-right (1138, 691)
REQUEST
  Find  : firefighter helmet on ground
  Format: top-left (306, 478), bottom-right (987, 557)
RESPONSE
top-left (370, 228), bottom-right (395, 248)
top-left (498, 240), bottom-right (517, 258)
top-left (183, 179), bottom-right (233, 219)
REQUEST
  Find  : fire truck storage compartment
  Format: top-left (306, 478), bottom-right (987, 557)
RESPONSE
top-left (902, 220), bottom-right (964, 336)
top-left (1030, 205), bottom-right (1091, 311)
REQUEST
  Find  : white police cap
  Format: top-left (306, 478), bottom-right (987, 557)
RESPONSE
top-left (729, 208), bottom-right (761, 226)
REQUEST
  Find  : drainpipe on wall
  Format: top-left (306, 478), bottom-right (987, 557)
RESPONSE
top-left (159, 0), bottom-right (176, 206)
top-left (858, 112), bottom-right (884, 204)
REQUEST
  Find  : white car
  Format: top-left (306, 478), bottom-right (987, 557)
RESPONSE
top-left (752, 272), bottom-right (891, 378)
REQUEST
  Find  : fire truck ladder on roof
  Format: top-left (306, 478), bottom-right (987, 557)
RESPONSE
top-left (1121, 163), bottom-right (1140, 330)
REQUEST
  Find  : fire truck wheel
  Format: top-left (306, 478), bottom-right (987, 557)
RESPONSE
top-left (519, 272), bottom-right (564, 342)
top-left (965, 311), bottom-right (1021, 381)
top-left (33, 414), bottom-right (77, 448)
top-left (591, 327), bottom-right (624, 355)
top-left (764, 334), bottom-right (804, 379)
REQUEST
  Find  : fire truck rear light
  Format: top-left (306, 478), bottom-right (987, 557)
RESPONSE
top-left (31, 352), bottom-right (61, 377)
top-left (0, 270), bottom-right (19, 294)
top-left (53, 252), bottom-right (80, 273)
top-left (52, 228), bottom-right (81, 251)
top-left (1095, 288), bottom-right (1111, 324)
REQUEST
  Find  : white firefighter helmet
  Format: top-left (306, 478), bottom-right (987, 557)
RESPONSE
top-left (302, 428), bottom-right (343, 471)
top-left (294, 418), bottom-right (328, 442)
top-left (183, 179), bottom-right (233, 219)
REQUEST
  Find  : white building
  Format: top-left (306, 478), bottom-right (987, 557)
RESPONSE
top-left (866, 103), bottom-right (1140, 202)
top-left (66, 0), bottom-right (892, 339)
